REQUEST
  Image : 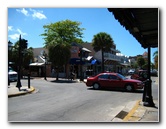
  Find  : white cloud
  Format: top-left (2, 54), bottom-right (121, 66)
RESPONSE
top-left (16, 29), bottom-right (27, 36)
top-left (30, 9), bottom-right (47, 20)
top-left (32, 12), bottom-right (47, 19)
top-left (16, 8), bottom-right (29, 16)
top-left (8, 34), bottom-right (20, 40)
top-left (8, 26), bottom-right (13, 31)
top-left (8, 28), bottom-right (27, 40)
top-left (16, 8), bottom-right (47, 20)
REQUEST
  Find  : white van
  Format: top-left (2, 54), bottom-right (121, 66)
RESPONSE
top-left (8, 67), bottom-right (18, 82)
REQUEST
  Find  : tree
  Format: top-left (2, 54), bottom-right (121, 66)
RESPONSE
top-left (10, 39), bottom-right (34, 75)
top-left (153, 50), bottom-right (158, 70)
top-left (92, 32), bottom-right (114, 72)
top-left (40, 19), bottom-right (85, 80)
top-left (48, 44), bottom-right (71, 80)
top-left (41, 19), bottom-right (85, 48)
top-left (137, 57), bottom-right (145, 69)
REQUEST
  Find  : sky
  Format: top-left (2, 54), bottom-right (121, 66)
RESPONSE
top-left (8, 8), bottom-right (158, 62)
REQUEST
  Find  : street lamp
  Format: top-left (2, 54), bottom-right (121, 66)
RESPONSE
top-left (79, 48), bottom-right (84, 81)
top-left (16, 35), bottom-right (22, 91)
top-left (143, 47), bottom-right (155, 107)
top-left (43, 50), bottom-right (47, 80)
top-left (8, 40), bottom-right (13, 86)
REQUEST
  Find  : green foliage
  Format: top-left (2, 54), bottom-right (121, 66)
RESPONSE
top-left (48, 44), bottom-right (71, 67)
top-left (9, 40), bottom-right (34, 70)
top-left (137, 57), bottom-right (145, 69)
top-left (153, 50), bottom-right (158, 70)
top-left (92, 32), bottom-right (114, 72)
top-left (40, 19), bottom-right (85, 48)
top-left (92, 32), bottom-right (114, 52)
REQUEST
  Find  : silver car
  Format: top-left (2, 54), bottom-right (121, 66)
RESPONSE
top-left (8, 67), bottom-right (17, 82)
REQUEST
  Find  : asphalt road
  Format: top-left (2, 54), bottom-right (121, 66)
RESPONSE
top-left (8, 77), bottom-right (158, 122)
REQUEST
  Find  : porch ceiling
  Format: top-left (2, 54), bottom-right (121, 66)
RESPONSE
top-left (108, 8), bottom-right (158, 48)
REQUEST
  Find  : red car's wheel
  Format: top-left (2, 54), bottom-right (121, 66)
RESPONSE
top-left (125, 84), bottom-right (134, 92)
top-left (93, 83), bottom-right (100, 90)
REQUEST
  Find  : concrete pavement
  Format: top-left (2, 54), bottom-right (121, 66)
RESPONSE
top-left (8, 77), bottom-right (159, 122)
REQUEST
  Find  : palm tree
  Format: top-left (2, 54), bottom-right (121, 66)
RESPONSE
top-left (92, 32), bottom-right (114, 72)
top-left (153, 50), bottom-right (158, 70)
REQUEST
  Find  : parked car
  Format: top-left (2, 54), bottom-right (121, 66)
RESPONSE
top-left (8, 67), bottom-right (18, 82)
top-left (150, 69), bottom-right (158, 76)
top-left (86, 72), bottom-right (144, 91)
top-left (130, 70), bottom-right (147, 81)
top-left (131, 69), bottom-right (157, 82)
top-left (128, 69), bottom-right (135, 75)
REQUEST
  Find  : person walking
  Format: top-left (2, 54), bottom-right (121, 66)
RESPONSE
top-left (52, 68), bottom-right (55, 77)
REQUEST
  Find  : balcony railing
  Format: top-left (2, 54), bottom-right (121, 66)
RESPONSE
top-left (104, 53), bottom-right (121, 61)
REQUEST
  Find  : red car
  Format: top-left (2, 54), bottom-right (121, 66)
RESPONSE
top-left (86, 72), bottom-right (144, 91)
top-left (130, 70), bottom-right (147, 81)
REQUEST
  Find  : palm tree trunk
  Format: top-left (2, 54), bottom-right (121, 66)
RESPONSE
top-left (101, 48), bottom-right (104, 72)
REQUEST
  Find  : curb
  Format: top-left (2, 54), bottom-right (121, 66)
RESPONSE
top-left (8, 86), bottom-right (35, 98)
top-left (111, 100), bottom-right (142, 122)
top-left (123, 100), bottom-right (141, 121)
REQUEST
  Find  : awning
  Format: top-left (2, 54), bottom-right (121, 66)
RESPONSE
top-left (91, 59), bottom-right (100, 65)
top-left (82, 47), bottom-right (91, 53)
top-left (29, 62), bottom-right (44, 66)
top-left (91, 59), bottom-right (97, 65)
top-left (86, 56), bottom-right (93, 61)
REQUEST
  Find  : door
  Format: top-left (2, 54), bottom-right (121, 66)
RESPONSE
top-left (108, 75), bottom-right (123, 88)
top-left (98, 74), bottom-right (109, 87)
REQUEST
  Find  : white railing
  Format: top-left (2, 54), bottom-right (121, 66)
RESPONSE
top-left (104, 53), bottom-right (121, 61)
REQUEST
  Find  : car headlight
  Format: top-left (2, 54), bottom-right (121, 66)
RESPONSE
top-left (137, 82), bottom-right (142, 85)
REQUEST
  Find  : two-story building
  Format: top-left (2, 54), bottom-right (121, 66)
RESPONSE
top-left (30, 42), bottom-right (131, 78)
top-left (82, 43), bottom-right (130, 75)
top-left (30, 43), bottom-right (92, 78)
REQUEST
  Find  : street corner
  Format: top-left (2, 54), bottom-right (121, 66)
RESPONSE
top-left (123, 100), bottom-right (146, 122)
top-left (8, 86), bottom-right (35, 98)
top-left (112, 100), bottom-right (141, 122)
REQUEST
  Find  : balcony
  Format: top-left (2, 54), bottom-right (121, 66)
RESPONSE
top-left (104, 53), bottom-right (121, 62)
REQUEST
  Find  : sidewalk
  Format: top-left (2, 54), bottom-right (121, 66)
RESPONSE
top-left (8, 84), bottom-right (35, 98)
top-left (8, 78), bottom-right (159, 122)
top-left (123, 99), bottom-right (159, 122)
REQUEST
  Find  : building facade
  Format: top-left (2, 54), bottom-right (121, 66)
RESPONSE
top-left (30, 42), bottom-right (131, 78)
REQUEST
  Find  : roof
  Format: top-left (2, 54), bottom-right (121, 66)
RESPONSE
top-left (108, 8), bottom-right (158, 48)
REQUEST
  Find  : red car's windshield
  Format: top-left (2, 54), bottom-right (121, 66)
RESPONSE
top-left (117, 73), bottom-right (127, 80)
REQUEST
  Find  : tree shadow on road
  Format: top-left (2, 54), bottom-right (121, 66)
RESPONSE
top-left (50, 79), bottom-right (77, 83)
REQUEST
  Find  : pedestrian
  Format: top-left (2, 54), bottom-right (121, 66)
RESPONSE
top-left (70, 71), bottom-right (75, 80)
top-left (52, 68), bottom-right (55, 77)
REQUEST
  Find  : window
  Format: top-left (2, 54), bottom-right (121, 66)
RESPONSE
top-left (98, 74), bottom-right (109, 79)
top-left (109, 75), bottom-right (118, 80)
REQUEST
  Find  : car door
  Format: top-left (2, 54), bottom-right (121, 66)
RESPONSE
top-left (98, 74), bottom-right (109, 87)
top-left (108, 75), bottom-right (122, 88)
